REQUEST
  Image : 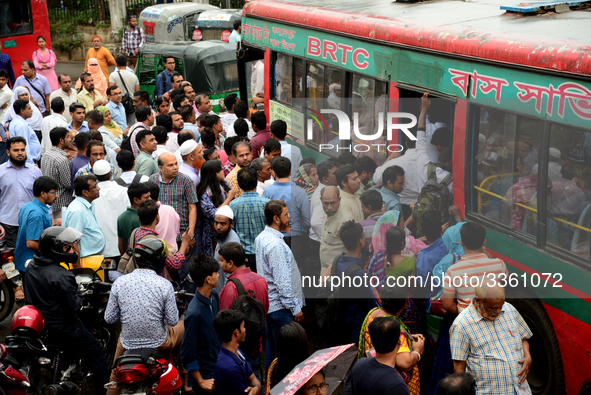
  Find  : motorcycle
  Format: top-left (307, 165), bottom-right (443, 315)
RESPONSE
top-left (0, 240), bottom-right (22, 323)
top-left (4, 267), bottom-right (118, 395)
top-left (103, 285), bottom-right (193, 395)
top-left (106, 348), bottom-right (181, 395)
top-left (0, 344), bottom-right (31, 395)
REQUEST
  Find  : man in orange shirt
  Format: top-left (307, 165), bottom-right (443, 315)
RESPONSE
top-left (85, 36), bottom-right (116, 79)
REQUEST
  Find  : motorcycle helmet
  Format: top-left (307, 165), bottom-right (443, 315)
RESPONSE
top-left (11, 305), bottom-right (45, 336)
top-left (39, 226), bottom-right (83, 264)
top-left (134, 238), bottom-right (168, 273)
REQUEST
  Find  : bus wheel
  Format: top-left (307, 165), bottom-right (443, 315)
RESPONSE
top-left (508, 297), bottom-right (565, 395)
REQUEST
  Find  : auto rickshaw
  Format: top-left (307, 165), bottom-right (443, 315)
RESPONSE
top-left (190, 9), bottom-right (242, 42)
top-left (137, 40), bottom-right (240, 113)
top-left (138, 2), bottom-right (220, 43)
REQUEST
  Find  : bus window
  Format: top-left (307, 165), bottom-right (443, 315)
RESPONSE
top-left (472, 106), bottom-right (541, 237)
top-left (306, 61), bottom-right (325, 111)
top-left (327, 68), bottom-right (342, 110)
top-left (0, 0), bottom-right (33, 37)
top-left (547, 125), bottom-right (591, 259)
top-left (348, 75), bottom-right (389, 163)
top-left (274, 53), bottom-right (293, 104)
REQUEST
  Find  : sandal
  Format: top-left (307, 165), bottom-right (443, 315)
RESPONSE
top-left (14, 286), bottom-right (24, 302)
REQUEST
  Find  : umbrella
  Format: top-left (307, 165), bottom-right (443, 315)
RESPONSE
top-left (269, 343), bottom-right (358, 395)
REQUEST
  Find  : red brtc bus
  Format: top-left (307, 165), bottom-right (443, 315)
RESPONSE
top-left (238, 1), bottom-right (591, 394)
top-left (0, 0), bottom-right (51, 86)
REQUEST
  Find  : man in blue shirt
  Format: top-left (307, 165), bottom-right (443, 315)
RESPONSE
top-left (228, 20), bottom-right (241, 43)
top-left (263, 156), bottom-right (311, 241)
top-left (105, 85), bottom-right (128, 131)
top-left (334, 220), bottom-right (378, 344)
top-left (379, 165), bottom-right (404, 213)
top-left (64, 174), bottom-right (106, 259)
top-left (213, 309), bottom-right (261, 395)
top-left (68, 102), bottom-right (90, 133)
top-left (8, 100), bottom-right (42, 163)
top-left (0, 51), bottom-right (15, 88)
top-left (15, 176), bottom-right (58, 273)
top-left (155, 56), bottom-right (175, 97)
top-left (181, 254), bottom-right (222, 394)
top-left (15, 60), bottom-right (51, 114)
top-left (415, 210), bottom-right (448, 285)
top-left (0, 137), bottom-right (42, 249)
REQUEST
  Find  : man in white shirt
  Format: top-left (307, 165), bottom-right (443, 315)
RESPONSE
top-left (49, 74), bottom-right (77, 123)
top-left (220, 93), bottom-right (238, 133)
top-left (92, 160), bottom-right (130, 259)
top-left (108, 54), bottom-right (140, 92)
top-left (270, 119), bottom-right (302, 179)
top-left (151, 125), bottom-right (170, 162)
top-left (251, 157), bottom-right (273, 196)
top-left (226, 102), bottom-right (254, 139)
top-left (374, 140), bottom-right (419, 206)
top-left (250, 60), bottom-right (264, 97)
top-left (41, 97), bottom-right (68, 154)
top-left (115, 149), bottom-right (149, 185)
top-left (0, 70), bottom-right (12, 123)
top-left (309, 159), bottom-right (338, 245)
top-left (417, 93), bottom-right (453, 195)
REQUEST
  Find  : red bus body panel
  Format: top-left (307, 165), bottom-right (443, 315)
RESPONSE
top-left (1, 0), bottom-right (51, 83)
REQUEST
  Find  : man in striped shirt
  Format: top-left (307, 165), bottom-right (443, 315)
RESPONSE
top-left (442, 222), bottom-right (509, 314)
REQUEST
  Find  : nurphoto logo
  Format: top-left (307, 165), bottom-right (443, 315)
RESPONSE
top-left (306, 108), bottom-right (418, 154)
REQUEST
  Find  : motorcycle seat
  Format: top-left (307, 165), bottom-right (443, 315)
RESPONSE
top-left (117, 348), bottom-right (169, 366)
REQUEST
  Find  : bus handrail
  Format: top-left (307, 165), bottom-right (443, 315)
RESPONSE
top-left (474, 185), bottom-right (591, 234)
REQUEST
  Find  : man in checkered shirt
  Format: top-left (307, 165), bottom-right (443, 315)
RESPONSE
top-left (121, 15), bottom-right (145, 69)
top-left (450, 279), bottom-right (533, 395)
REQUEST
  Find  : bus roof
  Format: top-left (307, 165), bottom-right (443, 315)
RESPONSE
top-left (243, 0), bottom-right (591, 76)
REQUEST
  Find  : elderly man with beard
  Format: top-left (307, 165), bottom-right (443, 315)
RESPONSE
top-left (78, 72), bottom-right (107, 112)
top-left (226, 141), bottom-right (252, 198)
top-left (450, 279), bottom-right (533, 395)
top-left (85, 35), bottom-right (116, 79)
top-left (0, 137), bottom-right (41, 249)
top-left (212, 205), bottom-right (240, 294)
top-left (178, 139), bottom-right (204, 187)
top-left (319, 186), bottom-right (354, 274)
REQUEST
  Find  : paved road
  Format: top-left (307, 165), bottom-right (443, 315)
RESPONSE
top-left (54, 61), bottom-right (117, 81)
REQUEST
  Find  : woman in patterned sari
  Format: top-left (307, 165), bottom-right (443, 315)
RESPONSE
top-left (358, 286), bottom-right (424, 395)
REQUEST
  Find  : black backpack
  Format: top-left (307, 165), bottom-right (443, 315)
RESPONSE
top-left (413, 162), bottom-right (453, 237)
top-left (115, 173), bottom-right (143, 187)
top-left (228, 278), bottom-right (266, 356)
top-left (315, 253), bottom-right (364, 346)
top-left (120, 124), bottom-right (148, 153)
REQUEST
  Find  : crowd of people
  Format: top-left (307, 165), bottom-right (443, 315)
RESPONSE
top-left (0, 28), bottom-right (539, 394)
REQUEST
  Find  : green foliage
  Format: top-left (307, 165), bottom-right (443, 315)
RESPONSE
top-left (50, 21), bottom-right (84, 55)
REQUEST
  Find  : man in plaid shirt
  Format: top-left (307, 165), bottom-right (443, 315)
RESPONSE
top-left (148, 153), bottom-right (198, 282)
top-left (121, 15), bottom-right (145, 69)
top-left (40, 127), bottom-right (73, 222)
top-left (450, 280), bottom-right (533, 395)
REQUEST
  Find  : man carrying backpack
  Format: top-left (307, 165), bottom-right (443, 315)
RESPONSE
top-left (219, 242), bottom-right (268, 381)
top-left (330, 220), bottom-right (378, 344)
top-left (415, 92), bottom-right (454, 236)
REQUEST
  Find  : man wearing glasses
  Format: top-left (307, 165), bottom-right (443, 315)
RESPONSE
top-left (156, 56), bottom-right (176, 97)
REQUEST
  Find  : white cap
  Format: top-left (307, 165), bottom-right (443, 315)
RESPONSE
top-left (179, 140), bottom-right (198, 156)
top-left (93, 160), bottom-right (111, 176)
top-left (549, 148), bottom-right (561, 160)
top-left (215, 205), bottom-right (234, 220)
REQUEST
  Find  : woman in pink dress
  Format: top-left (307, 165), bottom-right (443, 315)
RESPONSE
top-left (33, 36), bottom-right (59, 91)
